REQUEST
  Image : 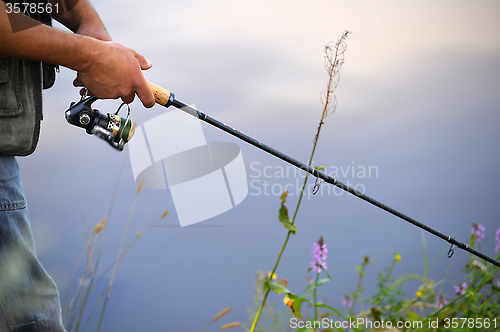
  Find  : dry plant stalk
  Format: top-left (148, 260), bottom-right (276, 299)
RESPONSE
top-left (314, 30), bottom-right (351, 145)
top-left (249, 30), bottom-right (351, 332)
top-left (201, 307), bottom-right (236, 332)
top-left (63, 151), bottom-right (170, 332)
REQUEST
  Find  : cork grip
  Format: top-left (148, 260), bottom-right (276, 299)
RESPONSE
top-left (148, 81), bottom-right (174, 107)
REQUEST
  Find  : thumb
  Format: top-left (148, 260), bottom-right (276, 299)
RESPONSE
top-left (142, 58), bottom-right (153, 70)
top-left (133, 51), bottom-right (153, 70)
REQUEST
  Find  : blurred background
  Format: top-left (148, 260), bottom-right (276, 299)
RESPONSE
top-left (17, 0), bottom-right (500, 330)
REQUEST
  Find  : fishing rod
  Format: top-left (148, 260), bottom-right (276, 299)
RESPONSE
top-left (65, 82), bottom-right (500, 268)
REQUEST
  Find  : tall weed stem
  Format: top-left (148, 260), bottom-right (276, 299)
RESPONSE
top-left (313, 272), bottom-right (320, 327)
top-left (249, 30), bottom-right (350, 331)
top-left (96, 179), bottom-right (143, 332)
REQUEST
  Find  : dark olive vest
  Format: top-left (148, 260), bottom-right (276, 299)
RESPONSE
top-left (0, 0), bottom-right (57, 156)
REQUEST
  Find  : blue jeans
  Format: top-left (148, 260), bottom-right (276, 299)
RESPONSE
top-left (0, 157), bottom-right (65, 332)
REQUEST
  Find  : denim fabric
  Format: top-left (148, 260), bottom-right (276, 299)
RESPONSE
top-left (0, 157), bottom-right (65, 332)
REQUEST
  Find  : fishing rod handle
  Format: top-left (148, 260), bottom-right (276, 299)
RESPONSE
top-left (148, 81), bottom-right (175, 108)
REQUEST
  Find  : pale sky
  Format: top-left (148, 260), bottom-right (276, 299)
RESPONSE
top-left (17, 1), bottom-right (500, 330)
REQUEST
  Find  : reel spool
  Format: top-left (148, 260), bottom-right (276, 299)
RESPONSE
top-left (65, 94), bottom-right (135, 150)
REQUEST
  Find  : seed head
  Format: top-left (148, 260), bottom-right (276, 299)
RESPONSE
top-left (220, 322), bottom-right (241, 329)
top-left (137, 179), bottom-right (145, 195)
top-left (161, 210), bottom-right (170, 219)
top-left (92, 218), bottom-right (106, 234)
top-left (213, 307), bottom-right (231, 322)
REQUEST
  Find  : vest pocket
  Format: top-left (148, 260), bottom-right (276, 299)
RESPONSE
top-left (0, 58), bottom-right (24, 117)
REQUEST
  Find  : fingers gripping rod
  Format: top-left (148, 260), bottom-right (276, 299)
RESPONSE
top-left (147, 82), bottom-right (500, 268)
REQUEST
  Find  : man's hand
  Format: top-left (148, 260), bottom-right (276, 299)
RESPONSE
top-left (0, 0), bottom-right (156, 108)
top-left (53, 0), bottom-right (155, 107)
top-left (73, 41), bottom-right (155, 107)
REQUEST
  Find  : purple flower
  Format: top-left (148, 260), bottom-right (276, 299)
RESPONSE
top-left (454, 282), bottom-right (467, 295)
top-left (342, 294), bottom-right (352, 308)
top-left (471, 223), bottom-right (485, 243)
top-left (495, 228), bottom-right (500, 253)
top-left (311, 236), bottom-right (328, 273)
top-left (435, 294), bottom-right (448, 309)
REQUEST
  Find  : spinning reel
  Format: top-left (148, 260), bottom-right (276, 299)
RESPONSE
top-left (65, 91), bottom-right (135, 151)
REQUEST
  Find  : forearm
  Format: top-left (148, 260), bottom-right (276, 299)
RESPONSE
top-left (0, 1), bottom-right (155, 107)
top-left (0, 4), bottom-right (100, 72)
top-left (54, 0), bottom-right (111, 41)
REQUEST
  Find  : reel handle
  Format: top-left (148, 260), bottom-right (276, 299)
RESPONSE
top-left (148, 81), bottom-right (175, 108)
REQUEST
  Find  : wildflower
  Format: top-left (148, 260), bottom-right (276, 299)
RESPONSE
top-left (470, 260), bottom-right (486, 272)
top-left (471, 223), bottom-right (485, 243)
top-left (310, 236), bottom-right (328, 273)
top-left (256, 271), bottom-right (266, 284)
top-left (495, 228), bottom-right (500, 253)
top-left (283, 293), bottom-right (302, 318)
top-left (454, 282), bottom-right (467, 295)
top-left (435, 294), bottom-right (448, 309)
top-left (268, 272), bottom-right (277, 280)
top-left (342, 294), bottom-right (353, 308)
top-left (395, 254), bottom-right (401, 262)
top-left (278, 278), bottom-right (288, 288)
top-left (415, 291), bottom-right (423, 298)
